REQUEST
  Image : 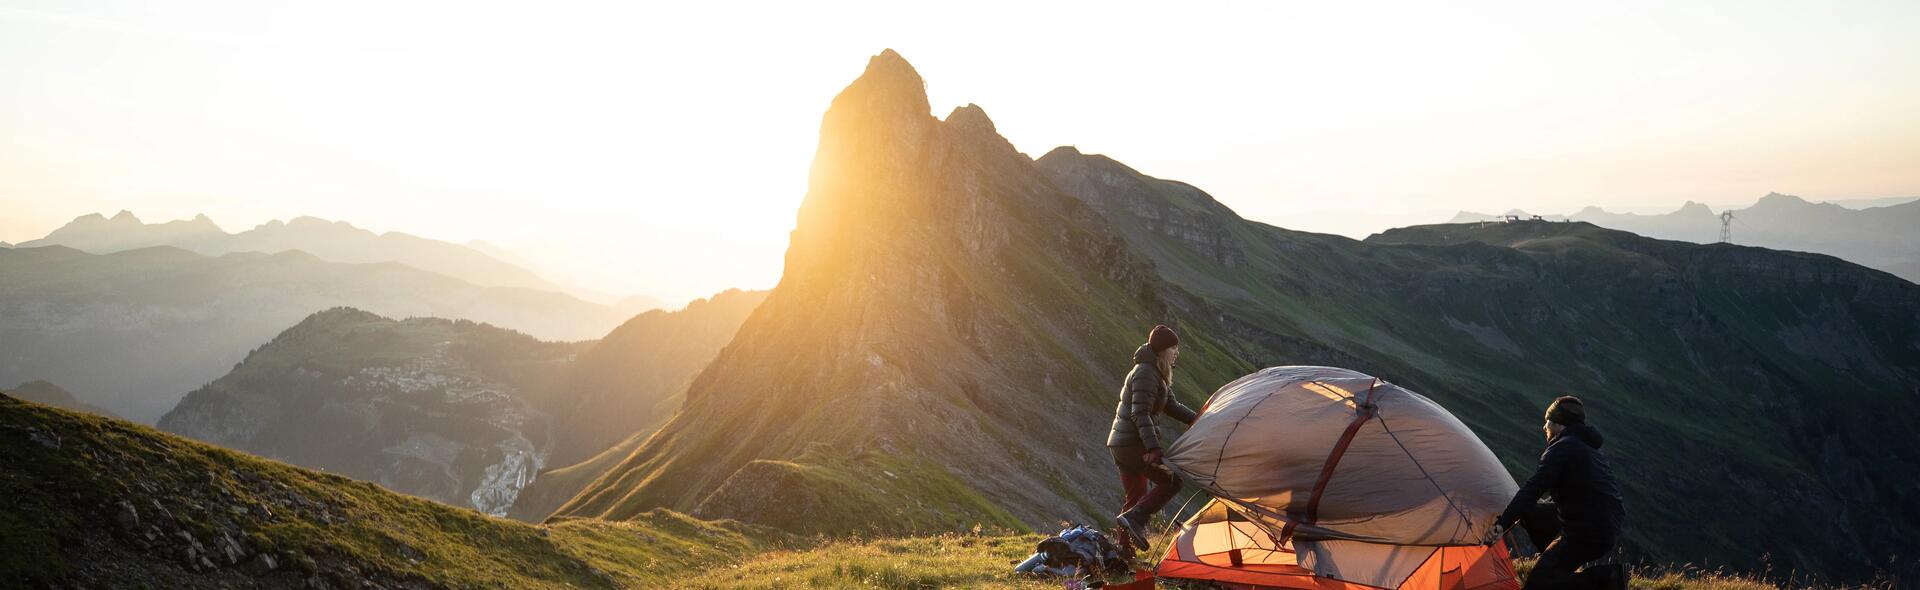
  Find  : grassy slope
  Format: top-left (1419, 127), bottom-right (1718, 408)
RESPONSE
top-left (689, 533), bottom-right (1806, 590)
top-left (0, 394), bottom-right (789, 588)
top-left (1036, 149), bottom-right (1920, 579)
top-left (0, 394), bottom-right (1850, 589)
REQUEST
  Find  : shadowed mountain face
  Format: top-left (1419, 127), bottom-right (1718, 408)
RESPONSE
top-left (551, 50), bottom-right (1919, 581)
top-left (21, 212), bottom-right (567, 295)
top-left (158, 309), bottom-right (583, 516)
top-left (1451, 194), bottom-right (1920, 284)
top-left (154, 289), bottom-right (765, 519)
top-left (0, 246), bottom-right (628, 422)
top-left (505, 288), bottom-right (769, 522)
top-left (538, 288), bottom-right (769, 468)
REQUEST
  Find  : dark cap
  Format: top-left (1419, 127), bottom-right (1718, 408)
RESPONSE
top-left (1545, 396), bottom-right (1586, 426)
top-left (1147, 324), bottom-right (1180, 351)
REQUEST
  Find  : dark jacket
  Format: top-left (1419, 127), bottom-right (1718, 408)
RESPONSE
top-left (1106, 344), bottom-right (1197, 450)
top-left (1496, 424), bottom-right (1626, 539)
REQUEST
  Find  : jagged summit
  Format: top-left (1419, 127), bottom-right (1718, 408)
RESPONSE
top-left (110, 209), bottom-right (140, 222)
top-left (822, 48), bottom-right (930, 132)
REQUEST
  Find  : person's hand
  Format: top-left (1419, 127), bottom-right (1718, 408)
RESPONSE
top-left (1142, 448), bottom-right (1164, 465)
top-left (1480, 523), bottom-right (1506, 546)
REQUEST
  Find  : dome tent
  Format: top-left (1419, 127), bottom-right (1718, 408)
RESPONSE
top-left (1156, 366), bottom-right (1522, 590)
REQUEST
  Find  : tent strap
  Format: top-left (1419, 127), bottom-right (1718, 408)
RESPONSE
top-left (1280, 378), bottom-right (1380, 544)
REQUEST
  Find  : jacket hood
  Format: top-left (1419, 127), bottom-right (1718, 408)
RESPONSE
top-left (1557, 423), bottom-right (1605, 449)
top-left (1132, 344), bottom-right (1157, 365)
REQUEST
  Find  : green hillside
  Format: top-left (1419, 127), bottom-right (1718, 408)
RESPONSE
top-left (0, 394), bottom-right (1841, 588)
top-left (552, 50), bottom-right (1920, 583)
top-left (1, 394), bottom-right (791, 589)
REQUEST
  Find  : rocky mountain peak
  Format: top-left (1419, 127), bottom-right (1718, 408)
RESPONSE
top-left (817, 49), bottom-right (931, 143)
top-left (944, 103), bottom-right (995, 133)
top-left (110, 210), bottom-right (141, 223)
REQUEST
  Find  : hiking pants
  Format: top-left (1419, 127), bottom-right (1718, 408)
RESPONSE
top-left (1111, 444), bottom-right (1180, 522)
top-left (1522, 532), bottom-right (1615, 590)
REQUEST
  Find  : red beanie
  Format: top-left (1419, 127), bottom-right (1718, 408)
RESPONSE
top-left (1147, 324), bottom-right (1180, 351)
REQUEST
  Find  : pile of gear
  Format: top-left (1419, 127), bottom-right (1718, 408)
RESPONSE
top-left (1013, 524), bottom-right (1130, 586)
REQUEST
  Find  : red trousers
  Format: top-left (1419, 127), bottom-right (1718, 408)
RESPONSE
top-left (1111, 444), bottom-right (1181, 520)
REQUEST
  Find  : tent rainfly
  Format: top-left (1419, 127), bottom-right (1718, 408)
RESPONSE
top-left (1157, 366), bottom-right (1522, 590)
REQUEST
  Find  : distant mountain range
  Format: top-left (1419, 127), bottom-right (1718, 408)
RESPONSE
top-left (549, 50), bottom-right (1919, 582)
top-left (1450, 193), bottom-right (1920, 283)
top-left (0, 245), bottom-right (629, 422)
top-left (20, 211), bottom-right (565, 294)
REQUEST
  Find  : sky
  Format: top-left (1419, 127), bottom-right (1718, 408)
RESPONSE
top-left (2, 1), bottom-right (1917, 304)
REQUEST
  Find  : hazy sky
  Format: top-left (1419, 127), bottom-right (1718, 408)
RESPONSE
top-left (3, 1), bottom-right (1916, 303)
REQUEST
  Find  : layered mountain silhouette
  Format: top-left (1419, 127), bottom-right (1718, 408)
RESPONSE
top-left (1451, 194), bottom-right (1920, 283)
top-left (20, 211), bottom-right (572, 295)
top-left (0, 245), bottom-right (628, 422)
top-left (548, 50), bottom-right (1919, 581)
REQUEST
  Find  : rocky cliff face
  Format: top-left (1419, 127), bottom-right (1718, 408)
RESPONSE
top-left (555, 50), bottom-right (1178, 532)
top-left (158, 308), bottom-right (582, 516)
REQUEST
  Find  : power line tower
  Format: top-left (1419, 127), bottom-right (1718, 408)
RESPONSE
top-left (1719, 210), bottom-right (1734, 243)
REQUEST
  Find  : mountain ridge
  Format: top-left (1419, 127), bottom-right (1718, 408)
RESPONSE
top-left (20, 211), bottom-right (579, 298)
top-left (1449, 193), bottom-right (1920, 283)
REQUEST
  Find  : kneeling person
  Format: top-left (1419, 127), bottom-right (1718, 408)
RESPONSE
top-left (1488, 396), bottom-right (1627, 589)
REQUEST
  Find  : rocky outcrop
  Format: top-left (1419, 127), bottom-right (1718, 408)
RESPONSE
top-left (159, 308), bottom-right (579, 516)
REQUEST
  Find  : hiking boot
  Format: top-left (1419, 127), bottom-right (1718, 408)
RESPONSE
top-left (1115, 514), bottom-right (1150, 552)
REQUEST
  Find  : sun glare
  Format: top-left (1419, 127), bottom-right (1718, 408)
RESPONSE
top-left (1, 0), bottom-right (1916, 303)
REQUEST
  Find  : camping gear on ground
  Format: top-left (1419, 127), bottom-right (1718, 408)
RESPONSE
top-left (1014, 524), bottom-right (1130, 580)
top-left (1156, 366), bottom-right (1524, 589)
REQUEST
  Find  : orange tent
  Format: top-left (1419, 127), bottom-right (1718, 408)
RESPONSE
top-left (1155, 500), bottom-right (1519, 589)
top-left (1156, 366), bottom-right (1522, 590)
